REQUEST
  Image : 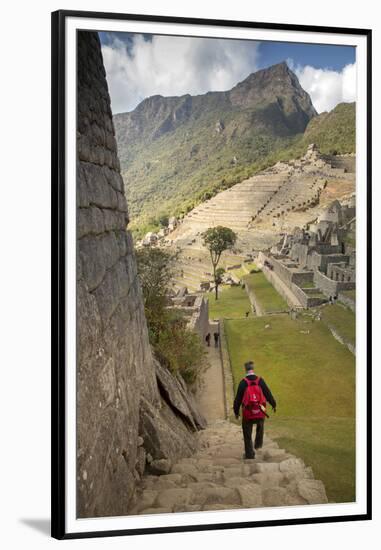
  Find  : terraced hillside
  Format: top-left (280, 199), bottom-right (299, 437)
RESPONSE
top-left (168, 146), bottom-right (355, 292)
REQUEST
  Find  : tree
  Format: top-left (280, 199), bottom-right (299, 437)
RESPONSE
top-left (136, 247), bottom-right (207, 386)
top-left (135, 247), bottom-right (177, 338)
top-left (202, 226), bottom-right (237, 300)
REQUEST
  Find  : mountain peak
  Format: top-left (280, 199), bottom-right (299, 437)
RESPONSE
top-left (232, 62), bottom-right (299, 93)
top-left (228, 62), bottom-right (316, 124)
top-left (114, 60), bottom-right (317, 155)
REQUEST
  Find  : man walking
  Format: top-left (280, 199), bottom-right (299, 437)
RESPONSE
top-left (213, 332), bottom-right (219, 348)
top-left (233, 361), bottom-right (276, 459)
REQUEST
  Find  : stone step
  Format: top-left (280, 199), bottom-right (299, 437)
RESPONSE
top-left (132, 422), bottom-right (329, 516)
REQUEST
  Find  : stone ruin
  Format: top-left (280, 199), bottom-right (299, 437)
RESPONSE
top-left (77, 31), bottom-right (206, 519)
top-left (258, 198), bottom-right (356, 308)
top-left (167, 288), bottom-right (210, 343)
top-left (164, 142), bottom-right (355, 295)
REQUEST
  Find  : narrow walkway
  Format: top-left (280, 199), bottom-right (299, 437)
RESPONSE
top-left (196, 322), bottom-right (226, 423)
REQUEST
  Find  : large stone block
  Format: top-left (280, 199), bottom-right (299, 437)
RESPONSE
top-left (82, 161), bottom-right (119, 209)
top-left (155, 360), bottom-right (197, 430)
top-left (156, 488), bottom-right (193, 508)
top-left (297, 479), bottom-right (328, 504)
top-left (175, 374), bottom-right (207, 430)
top-left (191, 486), bottom-right (240, 506)
top-left (78, 232), bottom-right (120, 292)
top-left (238, 485), bottom-right (263, 508)
top-left (77, 206), bottom-right (105, 238)
top-left (139, 398), bottom-right (196, 463)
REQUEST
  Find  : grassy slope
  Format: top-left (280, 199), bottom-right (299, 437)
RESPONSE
top-left (243, 272), bottom-right (288, 313)
top-left (303, 102), bottom-right (356, 155)
top-left (320, 303), bottom-right (356, 346)
top-left (225, 315), bottom-right (355, 503)
top-left (208, 286), bottom-right (252, 320)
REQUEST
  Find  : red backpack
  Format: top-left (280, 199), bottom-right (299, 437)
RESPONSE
top-left (242, 377), bottom-right (266, 420)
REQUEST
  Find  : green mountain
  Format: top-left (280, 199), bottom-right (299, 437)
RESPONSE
top-left (302, 102), bottom-right (355, 155)
top-left (113, 62), bottom-right (354, 236)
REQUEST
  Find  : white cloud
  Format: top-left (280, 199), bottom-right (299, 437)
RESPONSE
top-left (289, 61), bottom-right (356, 113)
top-left (101, 35), bottom-right (259, 113)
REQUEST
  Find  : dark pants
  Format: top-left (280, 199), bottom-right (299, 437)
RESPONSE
top-left (242, 417), bottom-right (265, 458)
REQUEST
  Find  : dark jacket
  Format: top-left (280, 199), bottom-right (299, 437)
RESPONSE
top-left (233, 374), bottom-right (276, 417)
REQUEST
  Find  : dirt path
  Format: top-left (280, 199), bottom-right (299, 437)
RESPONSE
top-left (196, 322), bottom-right (226, 423)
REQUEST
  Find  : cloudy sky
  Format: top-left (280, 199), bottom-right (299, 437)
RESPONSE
top-left (99, 32), bottom-right (356, 115)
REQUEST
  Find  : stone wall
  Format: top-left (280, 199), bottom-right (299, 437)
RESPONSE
top-left (77, 31), bottom-right (204, 519)
top-left (289, 282), bottom-right (327, 308)
top-left (309, 253), bottom-right (349, 273)
top-left (189, 296), bottom-right (210, 341)
top-left (259, 252), bottom-right (314, 287)
top-left (338, 292), bottom-right (356, 312)
top-left (258, 252), bottom-right (327, 308)
top-left (313, 269), bottom-right (355, 297)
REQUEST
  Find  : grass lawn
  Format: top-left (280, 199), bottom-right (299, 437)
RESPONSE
top-left (320, 303), bottom-right (356, 346)
top-left (229, 262), bottom-right (258, 280)
top-left (300, 281), bottom-right (316, 289)
top-left (225, 314), bottom-right (355, 503)
top-left (243, 272), bottom-right (288, 313)
top-left (230, 266), bottom-right (247, 279)
top-left (208, 285), bottom-right (252, 320)
top-left (244, 262), bottom-right (259, 272)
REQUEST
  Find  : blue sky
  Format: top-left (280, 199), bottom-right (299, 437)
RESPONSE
top-left (99, 32), bottom-right (356, 114)
top-left (257, 41), bottom-right (355, 72)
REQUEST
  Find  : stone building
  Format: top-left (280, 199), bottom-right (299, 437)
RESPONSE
top-left (259, 199), bottom-right (356, 308)
top-left (168, 290), bottom-right (210, 343)
top-left (76, 31), bottom-right (205, 519)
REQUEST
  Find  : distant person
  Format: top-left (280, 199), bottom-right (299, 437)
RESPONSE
top-left (213, 332), bottom-right (219, 348)
top-left (233, 361), bottom-right (276, 459)
top-left (205, 333), bottom-right (211, 347)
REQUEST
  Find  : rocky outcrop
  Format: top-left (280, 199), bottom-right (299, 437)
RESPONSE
top-left (77, 31), bottom-right (204, 519)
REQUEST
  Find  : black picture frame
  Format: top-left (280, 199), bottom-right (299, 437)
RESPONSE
top-left (51, 9), bottom-right (372, 540)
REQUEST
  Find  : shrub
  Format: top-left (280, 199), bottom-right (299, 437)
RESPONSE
top-left (155, 312), bottom-right (208, 387)
top-left (136, 247), bottom-right (208, 387)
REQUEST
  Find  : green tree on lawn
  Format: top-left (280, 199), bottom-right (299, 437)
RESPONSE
top-left (202, 226), bottom-right (237, 300)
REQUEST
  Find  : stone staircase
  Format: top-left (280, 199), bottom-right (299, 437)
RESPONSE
top-left (130, 420), bottom-right (328, 515)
